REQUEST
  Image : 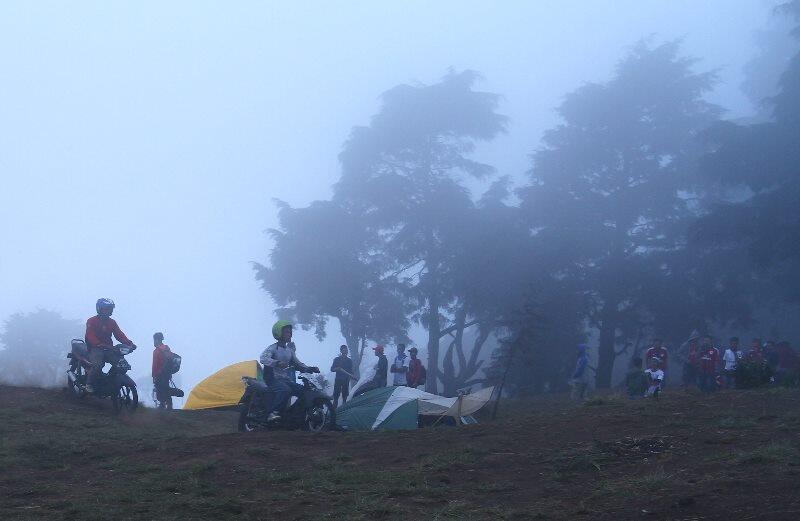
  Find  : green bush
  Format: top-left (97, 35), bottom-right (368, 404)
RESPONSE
top-left (734, 360), bottom-right (773, 389)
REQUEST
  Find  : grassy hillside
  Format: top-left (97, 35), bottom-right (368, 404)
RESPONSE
top-left (2, 385), bottom-right (800, 520)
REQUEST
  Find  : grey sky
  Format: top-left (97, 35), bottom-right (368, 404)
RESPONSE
top-left (0, 1), bottom-right (777, 393)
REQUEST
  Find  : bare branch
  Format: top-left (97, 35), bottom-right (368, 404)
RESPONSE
top-left (438, 318), bottom-right (479, 339)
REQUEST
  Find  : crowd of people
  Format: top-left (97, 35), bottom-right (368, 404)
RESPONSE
top-left (330, 343), bottom-right (427, 408)
top-left (257, 320), bottom-right (429, 419)
top-left (570, 334), bottom-right (800, 401)
top-left (571, 334), bottom-right (800, 401)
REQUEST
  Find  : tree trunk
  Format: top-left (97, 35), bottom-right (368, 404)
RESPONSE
top-left (344, 333), bottom-right (361, 380)
top-left (596, 302), bottom-right (618, 388)
top-left (426, 292), bottom-right (440, 394)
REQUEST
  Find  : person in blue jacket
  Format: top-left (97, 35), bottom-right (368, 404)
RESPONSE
top-left (571, 344), bottom-right (592, 400)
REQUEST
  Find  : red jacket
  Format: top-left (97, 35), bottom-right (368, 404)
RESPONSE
top-left (407, 358), bottom-right (426, 387)
top-left (747, 346), bottom-right (763, 363)
top-left (645, 346), bottom-right (669, 369)
top-left (85, 316), bottom-right (132, 349)
top-left (152, 344), bottom-right (171, 378)
top-left (699, 346), bottom-right (719, 373)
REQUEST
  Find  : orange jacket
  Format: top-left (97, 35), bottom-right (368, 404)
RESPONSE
top-left (152, 344), bottom-right (171, 378)
top-left (85, 316), bottom-right (132, 349)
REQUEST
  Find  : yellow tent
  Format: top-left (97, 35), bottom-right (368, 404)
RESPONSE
top-left (184, 360), bottom-right (262, 410)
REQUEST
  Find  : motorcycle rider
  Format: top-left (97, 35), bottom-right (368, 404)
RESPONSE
top-left (85, 298), bottom-right (136, 393)
top-left (259, 320), bottom-right (319, 420)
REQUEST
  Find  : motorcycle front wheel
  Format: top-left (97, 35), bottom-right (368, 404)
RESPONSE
top-left (112, 384), bottom-right (138, 414)
top-left (304, 398), bottom-right (335, 432)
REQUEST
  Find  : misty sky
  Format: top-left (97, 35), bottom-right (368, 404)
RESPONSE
top-left (0, 1), bottom-right (779, 394)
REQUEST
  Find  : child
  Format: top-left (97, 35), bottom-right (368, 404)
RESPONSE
top-left (626, 356), bottom-right (648, 399)
top-left (644, 357), bottom-right (665, 398)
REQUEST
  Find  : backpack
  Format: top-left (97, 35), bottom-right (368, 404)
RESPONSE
top-left (166, 351), bottom-right (182, 375)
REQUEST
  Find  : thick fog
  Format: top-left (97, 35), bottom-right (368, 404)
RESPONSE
top-left (0, 1), bottom-right (780, 395)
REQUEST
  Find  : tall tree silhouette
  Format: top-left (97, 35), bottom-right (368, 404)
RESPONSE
top-left (333, 70), bottom-right (507, 392)
top-left (520, 42), bottom-right (720, 387)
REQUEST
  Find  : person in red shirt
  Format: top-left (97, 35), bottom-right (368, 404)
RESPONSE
top-left (747, 338), bottom-right (764, 364)
top-left (152, 332), bottom-right (173, 409)
top-left (85, 298), bottom-right (136, 393)
top-left (406, 347), bottom-right (426, 388)
top-left (645, 339), bottom-right (669, 382)
top-left (681, 336), bottom-right (700, 387)
top-left (698, 336), bottom-right (719, 393)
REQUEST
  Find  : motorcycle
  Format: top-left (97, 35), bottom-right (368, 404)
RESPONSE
top-left (66, 339), bottom-right (139, 414)
top-left (238, 367), bottom-right (335, 432)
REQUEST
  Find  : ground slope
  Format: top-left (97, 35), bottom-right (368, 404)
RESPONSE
top-left (1, 385), bottom-right (800, 520)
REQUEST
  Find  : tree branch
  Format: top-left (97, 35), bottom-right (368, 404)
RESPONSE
top-left (438, 319), bottom-right (479, 339)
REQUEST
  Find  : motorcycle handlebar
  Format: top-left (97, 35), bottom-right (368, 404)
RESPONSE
top-left (285, 365), bottom-right (320, 374)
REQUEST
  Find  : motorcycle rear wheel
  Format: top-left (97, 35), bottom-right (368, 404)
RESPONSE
top-left (112, 384), bottom-right (138, 414)
top-left (238, 402), bottom-right (258, 432)
top-left (67, 370), bottom-right (86, 398)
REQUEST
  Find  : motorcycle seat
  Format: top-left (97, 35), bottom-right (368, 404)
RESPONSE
top-left (244, 378), bottom-right (269, 392)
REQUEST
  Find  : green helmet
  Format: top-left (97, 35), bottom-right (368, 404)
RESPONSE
top-left (272, 320), bottom-right (293, 341)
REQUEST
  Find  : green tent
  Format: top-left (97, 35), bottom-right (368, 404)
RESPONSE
top-left (336, 385), bottom-right (495, 431)
top-left (336, 386), bottom-right (420, 431)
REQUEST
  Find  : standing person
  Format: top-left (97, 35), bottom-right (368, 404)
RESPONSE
top-left (746, 338), bottom-right (764, 363)
top-left (571, 344), bottom-right (591, 401)
top-left (260, 321), bottom-right (319, 420)
top-left (775, 341), bottom-right (799, 384)
top-left (680, 335), bottom-right (700, 388)
top-left (698, 336), bottom-right (719, 393)
top-left (406, 347), bottom-right (426, 388)
top-left (84, 298), bottom-right (136, 394)
top-left (722, 337), bottom-right (740, 389)
top-left (353, 345), bottom-right (388, 398)
top-left (330, 345), bottom-right (355, 408)
top-left (644, 357), bottom-right (665, 398)
top-left (152, 332), bottom-right (174, 409)
top-left (390, 344), bottom-right (409, 386)
top-left (645, 338), bottom-right (669, 378)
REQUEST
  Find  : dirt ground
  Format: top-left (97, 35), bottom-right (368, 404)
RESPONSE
top-left (1, 384), bottom-right (800, 520)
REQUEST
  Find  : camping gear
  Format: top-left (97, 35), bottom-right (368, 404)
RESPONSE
top-left (184, 360), bottom-right (262, 410)
top-left (166, 352), bottom-right (182, 374)
top-left (336, 385), bottom-right (495, 431)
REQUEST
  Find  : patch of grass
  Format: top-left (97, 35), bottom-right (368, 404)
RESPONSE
top-left (719, 416), bottom-right (758, 430)
top-left (420, 448), bottom-right (484, 471)
top-left (626, 466), bottom-right (672, 492)
top-left (584, 394), bottom-right (627, 407)
top-left (735, 442), bottom-right (800, 466)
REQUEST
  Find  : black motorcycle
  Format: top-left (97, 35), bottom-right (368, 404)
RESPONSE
top-left (66, 339), bottom-right (139, 414)
top-left (238, 368), bottom-right (335, 432)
